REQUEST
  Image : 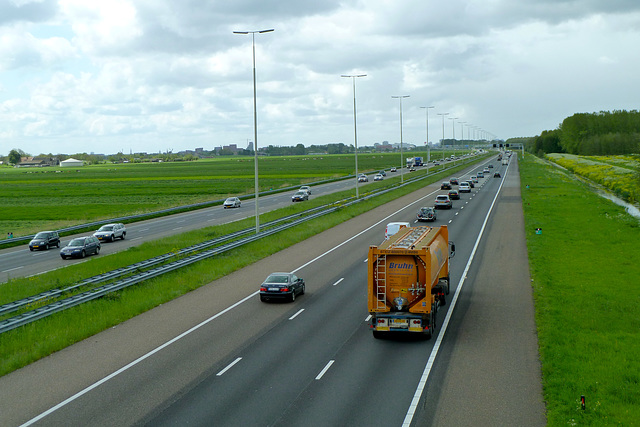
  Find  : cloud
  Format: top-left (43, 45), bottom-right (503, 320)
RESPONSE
top-left (0, 0), bottom-right (58, 25)
top-left (2, 0), bottom-right (640, 156)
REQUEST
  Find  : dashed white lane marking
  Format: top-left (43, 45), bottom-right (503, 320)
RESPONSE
top-left (289, 309), bottom-right (305, 320)
top-left (315, 360), bottom-right (335, 380)
top-left (217, 357), bottom-right (242, 376)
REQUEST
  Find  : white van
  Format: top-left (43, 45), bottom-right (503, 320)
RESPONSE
top-left (385, 222), bottom-right (411, 240)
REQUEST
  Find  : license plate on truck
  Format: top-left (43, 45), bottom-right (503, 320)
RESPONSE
top-left (391, 319), bottom-right (408, 328)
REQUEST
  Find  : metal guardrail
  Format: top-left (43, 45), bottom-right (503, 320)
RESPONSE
top-left (0, 158), bottom-right (478, 334)
top-left (0, 203), bottom-right (335, 318)
top-left (0, 205), bottom-right (339, 334)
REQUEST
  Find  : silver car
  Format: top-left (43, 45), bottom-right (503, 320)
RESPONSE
top-left (93, 223), bottom-right (126, 242)
top-left (434, 195), bottom-right (452, 209)
top-left (223, 197), bottom-right (241, 208)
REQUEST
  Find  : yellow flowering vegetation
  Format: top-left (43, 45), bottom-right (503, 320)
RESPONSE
top-left (546, 153), bottom-right (640, 203)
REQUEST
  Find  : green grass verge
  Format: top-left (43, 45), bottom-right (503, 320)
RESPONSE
top-left (546, 153), bottom-right (640, 204)
top-left (0, 158), bottom-right (483, 377)
top-left (520, 154), bottom-right (640, 425)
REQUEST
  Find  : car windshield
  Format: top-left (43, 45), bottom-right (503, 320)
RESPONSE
top-left (34, 232), bottom-right (49, 239)
top-left (98, 225), bottom-right (113, 231)
top-left (68, 238), bottom-right (85, 246)
top-left (265, 274), bottom-right (289, 284)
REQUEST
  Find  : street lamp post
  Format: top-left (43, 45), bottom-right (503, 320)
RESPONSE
top-left (392, 95), bottom-right (410, 183)
top-left (437, 112), bottom-right (449, 167)
top-left (420, 106), bottom-right (435, 169)
top-left (449, 117), bottom-right (458, 165)
top-left (233, 28), bottom-right (274, 234)
top-left (459, 121), bottom-right (466, 156)
top-left (342, 74), bottom-right (366, 198)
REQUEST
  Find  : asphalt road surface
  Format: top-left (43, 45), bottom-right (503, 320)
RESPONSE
top-left (0, 156), bottom-right (546, 426)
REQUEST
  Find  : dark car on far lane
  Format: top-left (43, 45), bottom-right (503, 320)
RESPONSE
top-left (60, 236), bottom-right (101, 259)
top-left (259, 272), bottom-right (305, 302)
top-left (29, 231), bottom-right (60, 251)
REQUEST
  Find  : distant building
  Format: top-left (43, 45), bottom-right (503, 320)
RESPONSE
top-left (60, 158), bottom-right (84, 167)
top-left (18, 156), bottom-right (59, 167)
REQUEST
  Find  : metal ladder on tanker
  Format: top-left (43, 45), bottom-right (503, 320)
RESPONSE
top-left (375, 254), bottom-right (387, 310)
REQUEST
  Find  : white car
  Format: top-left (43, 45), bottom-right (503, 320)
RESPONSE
top-left (459, 182), bottom-right (471, 193)
top-left (299, 186), bottom-right (311, 194)
top-left (385, 222), bottom-right (410, 240)
top-left (357, 174), bottom-right (368, 182)
top-left (223, 197), bottom-right (241, 209)
top-left (373, 174), bottom-right (384, 181)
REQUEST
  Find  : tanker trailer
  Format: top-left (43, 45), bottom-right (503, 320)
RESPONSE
top-left (368, 225), bottom-right (455, 339)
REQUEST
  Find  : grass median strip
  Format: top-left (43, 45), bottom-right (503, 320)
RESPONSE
top-left (520, 154), bottom-right (640, 425)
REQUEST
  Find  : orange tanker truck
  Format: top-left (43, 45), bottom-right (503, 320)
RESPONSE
top-left (368, 225), bottom-right (455, 339)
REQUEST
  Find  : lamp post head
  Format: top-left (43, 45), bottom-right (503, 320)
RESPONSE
top-left (233, 29), bottom-right (274, 35)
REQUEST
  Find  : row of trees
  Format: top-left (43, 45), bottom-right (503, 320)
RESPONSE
top-left (528, 110), bottom-right (640, 156)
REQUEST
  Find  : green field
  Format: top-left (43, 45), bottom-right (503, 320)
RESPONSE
top-left (520, 154), bottom-right (640, 425)
top-left (0, 152), bottom-right (463, 238)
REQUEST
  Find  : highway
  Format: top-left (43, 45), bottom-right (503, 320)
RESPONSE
top-left (0, 156), bottom-right (546, 426)
top-left (0, 173), bottom-right (374, 283)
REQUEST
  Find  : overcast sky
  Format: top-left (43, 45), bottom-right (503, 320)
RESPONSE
top-left (1, 0), bottom-right (639, 156)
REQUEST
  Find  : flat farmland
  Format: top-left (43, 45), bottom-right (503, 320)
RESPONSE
top-left (0, 152), bottom-right (443, 237)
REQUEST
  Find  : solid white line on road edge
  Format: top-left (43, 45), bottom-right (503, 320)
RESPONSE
top-left (138, 228), bottom-right (149, 232)
top-left (176, 220), bottom-right (186, 223)
top-left (20, 291), bottom-right (260, 427)
top-left (402, 170), bottom-right (507, 427)
top-left (216, 357), bottom-right (242, 376)
top-left (315, 360), bottom-right (335, 380)
top-left (332, 278), bottom-right (344, 286)
top-left (289, 309), bottom-right (305, 320)
top-left (172, 227), bottom-right (183, 230)
top-left (131, 237), bottom-right (143, 241)
top-left (2, 266), bottom-right (23, 273)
